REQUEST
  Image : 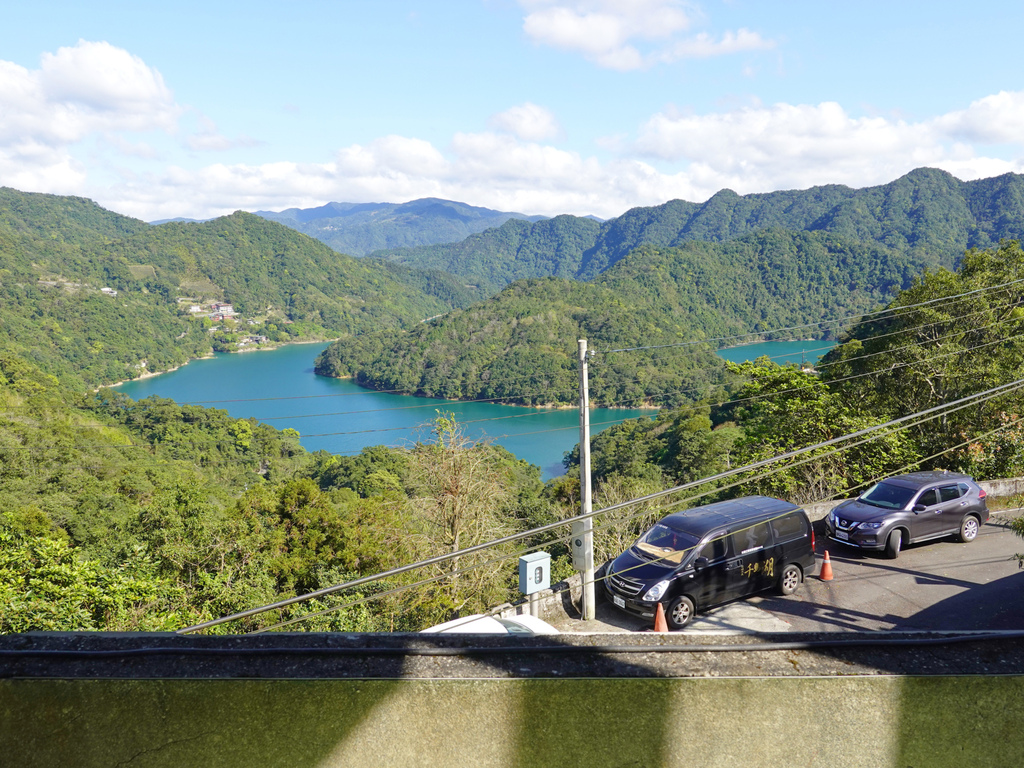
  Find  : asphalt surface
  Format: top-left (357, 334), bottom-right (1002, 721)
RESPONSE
top-left (548, 509), bottom-right (1024, 634)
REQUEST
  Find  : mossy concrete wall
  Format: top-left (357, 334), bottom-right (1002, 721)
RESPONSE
top-left (3, 675), bottom-right (1023, 767)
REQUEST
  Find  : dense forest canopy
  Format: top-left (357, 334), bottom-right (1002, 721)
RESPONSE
top-left (0, 189), bottom-right (482, 389)
top-left (315, 229), bottom-right (933, 406)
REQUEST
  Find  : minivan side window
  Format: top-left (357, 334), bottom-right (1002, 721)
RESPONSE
top-left (698, 533), bottom-right (728, 562)
top-left (770, 512), bottom-right (807, 543)
top-left (730, 521), bottom-right (771, 554)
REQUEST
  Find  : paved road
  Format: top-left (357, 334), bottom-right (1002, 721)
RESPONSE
top-left (550, 510), bottom-right (1024, 634)
top-left (754, 511), bottom-right (1024, 632)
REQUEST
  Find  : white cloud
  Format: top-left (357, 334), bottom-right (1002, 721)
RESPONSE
top-left (658, 29), bottom-right (775, 62)
top-left (0, 41), bottom-right (184, 196)
top-left (519, 1), bottom-right (772, 70)
top-left (38, 40), bottom-right (178, 126)
top-left (95, 87), bottom-right (1024, 223)
top-left (932, 90), bottom-right (1024, 144)
top-left (153, 90), bottom-right (1024, 222)
top-left (185, 115), bottom-right (262, 152)
top-left (487, 103), bottom-right (562, 141)
top-left (628, 97), bottom-right (1024, 197)
top-left (5, 43), bottom-right (1024, 225)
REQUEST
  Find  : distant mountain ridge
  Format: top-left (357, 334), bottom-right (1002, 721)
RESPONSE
top-left (372, 168), bottom-right (1024, 292)
top-left (253, 197), bottom-right (548, 256)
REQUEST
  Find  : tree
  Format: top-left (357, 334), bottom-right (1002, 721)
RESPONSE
top-left (0, 526), bottom-right (188, 632)
top-left (723, 358), bottom-right (917, 504)
top-left (821, 241), bottom-right (1024, 473)
top-left (404, 414), bottom-right (518, 619)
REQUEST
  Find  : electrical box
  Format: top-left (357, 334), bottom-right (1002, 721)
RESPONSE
top-left (518, 551), bottom-right (551, 595)
top-left (571, 520), bottom-right (593, 571)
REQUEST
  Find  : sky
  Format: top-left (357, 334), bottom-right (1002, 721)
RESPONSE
top-left (3, 0), bottom-right (1024, 223)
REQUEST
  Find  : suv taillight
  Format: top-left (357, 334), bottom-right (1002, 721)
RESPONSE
top-left (979, 488), bottom-right (987, 499)
top-left (811, 526), bottom-right (816, 551)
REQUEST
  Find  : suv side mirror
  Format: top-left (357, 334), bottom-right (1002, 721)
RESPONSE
top-left (913, 504), bottom-right (927, 513)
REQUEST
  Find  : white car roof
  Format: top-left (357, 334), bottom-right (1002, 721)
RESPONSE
top-left (421, 613), bottom-right (559, 635)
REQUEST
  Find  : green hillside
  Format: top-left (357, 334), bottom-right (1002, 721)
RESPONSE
top-left (0, 190), bottom-right (482, 389)
top-left (6, 180), bottom-right (1024, 634)
top-left (315, 229), bottom-right (920, 406)
top-left (368, 215), bottom-right (603, 294)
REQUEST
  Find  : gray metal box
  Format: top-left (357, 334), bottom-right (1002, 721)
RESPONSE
top-left (518, 551), bottom-right (551, 595)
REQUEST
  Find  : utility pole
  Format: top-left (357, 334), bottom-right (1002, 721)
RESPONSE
top-left (573, 339), bottom-right (596, 620)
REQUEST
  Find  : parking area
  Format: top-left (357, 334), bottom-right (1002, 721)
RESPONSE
top-left (548, 510), bottom-right (1024, 634)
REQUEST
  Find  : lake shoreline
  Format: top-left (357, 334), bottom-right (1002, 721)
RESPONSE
top-left (98, 339), bottom-right (333, 392)
top-left (110, 344), bottom-right (657, 479)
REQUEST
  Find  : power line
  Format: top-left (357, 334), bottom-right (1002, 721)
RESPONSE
top-left (245, 395), bottom-right (1024, 633)
top-left (178, 376), bottom-right (1024, 634)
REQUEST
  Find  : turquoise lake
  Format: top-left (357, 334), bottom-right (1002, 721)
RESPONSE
top-left (716, 339), bottom-right (836, 366)
top-left (112, 339), bottom-right (835, 480)
top-left (113, 344), bottom-right (656, 480)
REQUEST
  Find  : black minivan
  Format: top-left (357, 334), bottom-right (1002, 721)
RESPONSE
top-left (603, 496), bottom-right (816, 629)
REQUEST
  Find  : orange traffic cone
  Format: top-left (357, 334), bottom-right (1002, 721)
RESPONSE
top-left (654, 602), bottom-right (669, 632)
top-left (819, 550), bottom-right (834, 581)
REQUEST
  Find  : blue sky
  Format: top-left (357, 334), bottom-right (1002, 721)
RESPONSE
top-left (3, 1), bottom-right (1024, 222)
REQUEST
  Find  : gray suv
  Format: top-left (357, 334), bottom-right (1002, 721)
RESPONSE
top-left (825, 471), bottom-right (989, 558)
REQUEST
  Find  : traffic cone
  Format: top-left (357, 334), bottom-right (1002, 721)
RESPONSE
top-left (654, 602), bottom-right (668, 632)
top-left (819, 550), bottom-right (834, 581)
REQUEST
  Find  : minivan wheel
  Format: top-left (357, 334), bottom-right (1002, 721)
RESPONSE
top-left (666, 596), bottom-right (695, 630)
top-left (958, 516), bottom-right (980, 543)
top-left (885, 529), bottom-right (902, 559)
top-left (778, 563), bottom-right (802, 595)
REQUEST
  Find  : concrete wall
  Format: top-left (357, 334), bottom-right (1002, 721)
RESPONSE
top-left (3, 676), bottom-right (1023, 767)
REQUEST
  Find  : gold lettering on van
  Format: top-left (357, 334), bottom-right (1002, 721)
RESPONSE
top-left (741, 557), bottom-right (774, 579)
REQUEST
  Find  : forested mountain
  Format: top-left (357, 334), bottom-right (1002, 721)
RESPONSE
top-left (0, 189), bottom-right (482, 389)
top-left (254, 197), bottom-right (547, 256)
top-left (367, 215), bottom-right (604, 294)
top-left (315, 229), bottom-right (923, 406)
top-left (373, 168), bottom-right (1024, 289)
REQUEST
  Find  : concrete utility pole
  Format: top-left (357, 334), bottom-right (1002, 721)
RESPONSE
top-left (573, 339), bottom-right (596, 620)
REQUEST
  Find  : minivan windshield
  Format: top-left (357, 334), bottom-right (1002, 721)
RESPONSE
top-left (633, 523), bottom-right (701, 565)
top-left (859, 481), bottom-right (916, 510)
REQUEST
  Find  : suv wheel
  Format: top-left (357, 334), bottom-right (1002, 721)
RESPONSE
top-left (666, 596), bottom-right (694, 630)
top-left (885, 529), bottom-right (902, 559)
top-left (778, 563), bottom-right (802, 595)
top-left (958, 515), bottom-right (980, 543)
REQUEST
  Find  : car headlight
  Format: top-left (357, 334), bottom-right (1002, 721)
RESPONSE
top-left (858, 521), bottom-right (883, 529)
top-left (642, 580), bottom-right (671, 602)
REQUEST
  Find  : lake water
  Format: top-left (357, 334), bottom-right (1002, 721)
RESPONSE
top-left (112, 343), bottom-right (657, 480)
top-left (111, 339), bottom-right (835, 480)
top-left (716, 339), bottom-right (836, 366)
